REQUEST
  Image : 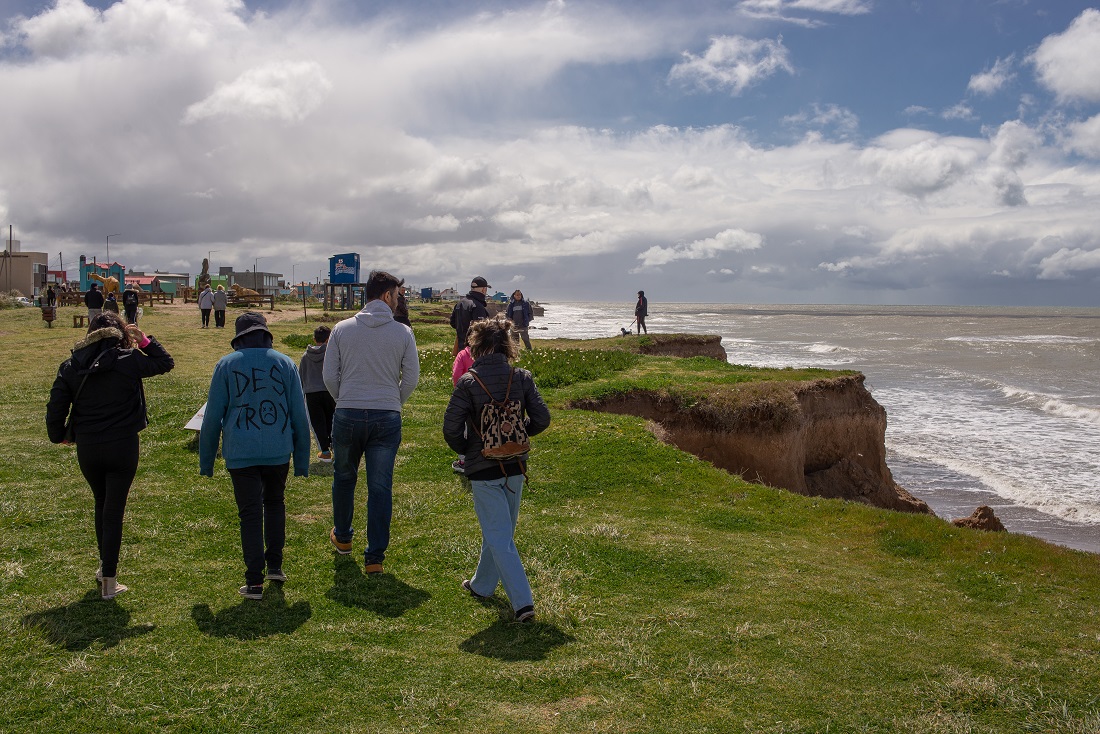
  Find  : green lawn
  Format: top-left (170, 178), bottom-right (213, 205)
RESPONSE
top-left (1, 302), bottom-right (1098, 733)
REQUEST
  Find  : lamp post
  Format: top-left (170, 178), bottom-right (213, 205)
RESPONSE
top-left (106, 234), bottom-right (121, 282)
top-left (293, 264), bottom-right (307, 322)
top-left (253, 257), bottom-right (263, 292)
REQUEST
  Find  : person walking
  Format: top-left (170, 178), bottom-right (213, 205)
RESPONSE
top-left (443, 316), bottom-right (551, 623)
top-left (46, 285), bottom-right (56, 307)
top-left (46, 312), bottom-right (175, 599)
top-left (635, 290), bottom-right (648, 334)
top-left (299, 325), bottom-right (337, 463)
top-left (505, 289), bottom-right (534, 350)
top-left (122, 284), bottom-right (140, 325)
top-left (198, 285), bottom-right (215, 328)
top-left (449, 276), bottom-right (491, 356)
top-left (103, 291), bottom-right (120, 314)
top-left (213, 285), bottom-right (228, 328)
top-left (199, 313), bottom-right (311, 600)
top-left (394, 286), bottom-right (411, 327)
top-left (323, 271), bottom-right (420, 574)
top-left (84, 282), bottom-right (104, 321)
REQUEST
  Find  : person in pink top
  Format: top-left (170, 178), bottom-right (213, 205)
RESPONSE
top-left (450, 346), bottom-right (473, 473)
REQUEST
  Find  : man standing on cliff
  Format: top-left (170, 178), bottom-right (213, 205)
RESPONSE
top-left (449, 276), bottom-right (491, 356)
top-left (635, 290), bottom-right (648, 334)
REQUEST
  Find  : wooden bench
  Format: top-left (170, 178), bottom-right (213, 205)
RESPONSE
top-left (73, 313), bottom-right (87, 328)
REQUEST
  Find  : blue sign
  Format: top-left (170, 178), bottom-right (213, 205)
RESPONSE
top-left (329, 253), bottom-right (360, 284)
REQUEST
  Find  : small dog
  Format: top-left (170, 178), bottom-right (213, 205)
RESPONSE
top-left (620, 327), bottom-right (632, 336)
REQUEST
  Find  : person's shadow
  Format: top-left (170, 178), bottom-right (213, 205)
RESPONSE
top-left (459, 614), bottom-right (574, 661)
top-left (191, 584), bottom-right (311, 640)
top-left (325, 555), bottom-right (430, 617)
top-left (22, 591), bottom-right (156, 651)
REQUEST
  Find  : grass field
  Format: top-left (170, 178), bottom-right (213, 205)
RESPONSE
top-left (1, 301), bottom-right (1098, 733)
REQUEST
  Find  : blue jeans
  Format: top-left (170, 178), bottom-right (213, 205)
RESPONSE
top-left (468, 475), bottom-right (533, 612)
top-left (331, 409), bottom-right (402, 564)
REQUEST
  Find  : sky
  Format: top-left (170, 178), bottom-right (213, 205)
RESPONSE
top-left (2, 0), bottom-right (1099, 305)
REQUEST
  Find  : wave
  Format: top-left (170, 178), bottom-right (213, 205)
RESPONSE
top-left (946, 334), bottom-right (1097, 345)
top-left (807, 342), bottom-right (846, 354)
top-left (998, 385), bottom-right (1100, 426)
top-left (888, 444), bottom-right (1100, 525)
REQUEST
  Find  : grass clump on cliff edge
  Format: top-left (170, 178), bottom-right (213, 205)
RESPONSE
top-left (2, 303), bottom-right (1099, 733)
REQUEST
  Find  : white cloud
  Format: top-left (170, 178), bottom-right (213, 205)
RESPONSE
top-left (183, 60), bottom-right (333, 124)
top-left (406, 214), bottom-right (462, 232)
top-left (968, 56), bottom-right (1015, 96)
top-left (669, 35), bottom-right (793, 95)
top-left (783, 103), bottom-right (859, 139)
top-left (1064, 114), bottom-right (1100, 159)
top-left (860, 132), bottom-right (981, 198)
top-left (1037, 247), bottom-right (1100, 279)
top-left (738, 0), bottom-right (871, 26)
top-left (942, 103), bottom-right (976, 121)
top-left (633, 228), bottom-right (764, 270)
top-left (1031, 8), bottom-right (1100, 103)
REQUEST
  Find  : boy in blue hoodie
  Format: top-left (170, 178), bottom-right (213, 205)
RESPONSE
top-left (199, 312), bottom-right (311, 600)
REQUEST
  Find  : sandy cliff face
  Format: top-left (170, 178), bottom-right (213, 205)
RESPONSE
top-left (571, 374), bottom-right (932, 515)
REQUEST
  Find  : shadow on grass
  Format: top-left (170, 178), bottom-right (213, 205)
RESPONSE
top-left (191, 584), bottom-right (311, 640)
top-left (459, 618), bottom-right (573, 661)
top-left (325, 555), bottom-right (431, 617)
top-left (183, 433), bottom-right (200, 453)
top-left (22, 591), bottom-right (156, 651)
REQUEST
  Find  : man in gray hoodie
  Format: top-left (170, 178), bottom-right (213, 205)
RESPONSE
top-left (323, 270), bottom-right (420, 574)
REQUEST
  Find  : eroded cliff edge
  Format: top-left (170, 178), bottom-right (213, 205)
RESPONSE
top-left (569, 373), bottom-right (932, 515)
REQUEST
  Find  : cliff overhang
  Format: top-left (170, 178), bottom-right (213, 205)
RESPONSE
top-left (568, 373), bottom-right (932, 515)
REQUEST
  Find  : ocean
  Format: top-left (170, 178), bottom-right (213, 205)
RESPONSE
top-left (532, 303), bottom-right (1100, 554)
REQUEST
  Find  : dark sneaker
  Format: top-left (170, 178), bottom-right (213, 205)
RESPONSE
top-left (514, 605), bottom-right (535, 623)
top-left (265, 568), bottom-right (287, 582)
top-left (330, 528), bottom-right (352, 555)
top-left (239, 584), bottom-right (263, 600)
top-left (462, 579), bottom-right (490, 599)
top-left (451, 459), bottom-right (465, 474)
top-left (318, 450), bottom-right (332, 463)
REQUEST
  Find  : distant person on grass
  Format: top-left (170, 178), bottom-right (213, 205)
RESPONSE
top-left (103, 291), bottom-right (119, 314)
top-left (199, 312), bottom-right (311, 600)
top-left (122, 283), bottom-right (140, 325)
top-left (635, 290), bottom-right (648, 334)
top-left (198, 285), bottom-right (215, 329)
top-left (449, 276), bottom-right (491, 356)
top-left (449, 344), bottom-right (474, 474)
top-left (84, 282), bottom-right (104, 320)
top-left (46, 311), bottom-right (175, 600)
top-left (323, 270), bottom-right (419, 575)
top-left (443, 316), bottom-right (551, 623)
top-left (213, 285), bottom-right (228, 329)
top-left (299, 324), bottom-right (337, 463)
top-left (505, 289), bottom-right (534, 350)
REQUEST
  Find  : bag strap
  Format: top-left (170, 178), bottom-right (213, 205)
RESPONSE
top-left (468, 367), bottom-right (515, 404)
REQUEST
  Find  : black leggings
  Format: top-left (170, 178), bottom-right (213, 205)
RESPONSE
top-left (76, 435), bottom-right (140, 578)
top-left (228, 464), bottom-right (289, 585)
top-left (306, 390), bottom-right (336, 452)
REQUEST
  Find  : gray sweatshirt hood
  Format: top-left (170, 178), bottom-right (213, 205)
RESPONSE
top-left (353, 300), bottom-right (396, 328)
top-left (302, 342), bottom-right (327, 365)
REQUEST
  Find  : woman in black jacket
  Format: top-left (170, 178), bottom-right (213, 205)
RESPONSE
top-left (46, 311), bottom-right (174, 599)
top-left (443, 316), bottom-right (551, 623)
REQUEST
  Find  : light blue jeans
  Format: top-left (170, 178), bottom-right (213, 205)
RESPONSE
top-left (468, 475), bottom-right (533, 612)
top-left (331, 408), bottom-right (401, 564)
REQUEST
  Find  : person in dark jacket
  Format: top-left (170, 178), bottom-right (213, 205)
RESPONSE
top-left (103, 291), bottom-right (120, 314)
top-left (505, 289), bottom-right (534, 350)
top-left (443, 316), bottom-right (551, 623)
top-left (635, 290), bottom-right (648, 334)
top-left (45, 311), bottom-right (175, 599)
top-left (394, 286), bottom-right (411, 327)
top-left (299, 324), bottom-right (336, 462)
top-left (84, 283), bottom-right (104, 320)
top-left (121, 284), bottom-right (140, 324)
top-left (46, 285), bottom-right (56, 307)
top-left (448, 276), bottom-right (491, 356)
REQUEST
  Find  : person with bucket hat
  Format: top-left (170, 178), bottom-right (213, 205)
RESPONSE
top-left (199, 312), bottom-right (311, 600)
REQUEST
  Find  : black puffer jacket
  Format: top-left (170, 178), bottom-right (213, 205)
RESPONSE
top-left (443, 353), bottom-right (551, 478)
top-left (45, 327), bottom-right (175, 444)
top-left (449, 291), bottom-right (490, 347)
